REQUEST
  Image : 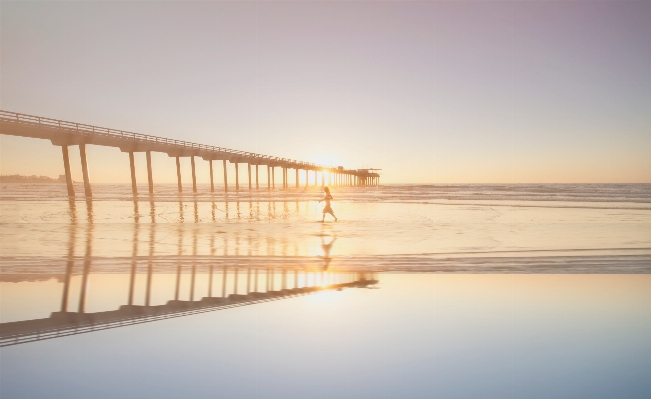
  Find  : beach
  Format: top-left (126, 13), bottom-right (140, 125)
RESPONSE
top-left (2, 183), bottom-right (650, 273)
top-left (3, 0), bottom-right (650, 396)
top-left (1, 183), bottom-right (650, 397)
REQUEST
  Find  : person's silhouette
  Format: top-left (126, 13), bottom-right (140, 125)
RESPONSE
top-left (319, 186), bottom-right (338, 222)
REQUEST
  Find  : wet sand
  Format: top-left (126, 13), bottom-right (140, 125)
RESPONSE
top-left (2, 185), bottom-right (650, 274)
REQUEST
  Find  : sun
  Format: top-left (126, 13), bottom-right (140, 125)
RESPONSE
top-left (309, 153), bottom-right (344, 168)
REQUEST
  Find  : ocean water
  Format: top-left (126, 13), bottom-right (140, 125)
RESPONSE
top-left (3, 182), bottom-right (651, 203)
top-left (1, 183), bottom-right (650, 398)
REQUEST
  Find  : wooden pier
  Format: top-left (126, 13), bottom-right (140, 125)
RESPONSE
top-left (0, 110), bottom-right (381, 197)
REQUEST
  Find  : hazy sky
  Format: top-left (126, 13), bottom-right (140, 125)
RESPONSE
top-left (1, 1), bottom-right (650, 183)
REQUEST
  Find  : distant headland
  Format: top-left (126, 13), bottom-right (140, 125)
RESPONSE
top-left (0, 174), bottom-right (67, 183)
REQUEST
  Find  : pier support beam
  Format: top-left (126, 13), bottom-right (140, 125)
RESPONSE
top-left (248, 163), bottom-right (252, 190)
top-left (267, 166), bottom-right (271, 189)
top-left (256, 165), bottom-right (259, 190)
top-left (235, 163), bottom-right (239, 190)
top-left (146, 151), bottom-right (154, 195)
top-left (79, 144), bottom-right (92, 197)
top-left (191, 156), bottom-right (197, 193)
top-left (176, 157), bottom-right (182, 192)
top-left (209, 160), bottom-right (214, 193)
top-left (271, 167), bottom-right (275, 189)
top-left (223, 160), bottom-right (228, 192)
top-left (296, 168), bottom-right (299, 188)
top-left (305, 169), bottom-right (309, 187)
top-left (61, 146), bottom-right (75, 197)
top-left (129, 152), bottom-right (137, 196)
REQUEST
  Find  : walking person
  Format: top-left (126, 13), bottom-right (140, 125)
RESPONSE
top-left (319, 186), bottom-right (338, 222)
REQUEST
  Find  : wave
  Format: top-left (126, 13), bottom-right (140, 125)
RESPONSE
top-left (1, 183), bottom-right (650, 205)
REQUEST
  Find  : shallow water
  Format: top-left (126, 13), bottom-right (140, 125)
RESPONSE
top-left (1, 184), bottom-right (650, 398)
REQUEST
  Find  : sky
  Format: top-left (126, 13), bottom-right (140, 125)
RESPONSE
top-left (1, 0), bottom-right (650, 184)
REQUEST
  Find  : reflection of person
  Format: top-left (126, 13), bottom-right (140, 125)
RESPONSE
top-left (319, 186), bottom-right (338, 222)
top-left (321, 235), bottom-right (336, 270)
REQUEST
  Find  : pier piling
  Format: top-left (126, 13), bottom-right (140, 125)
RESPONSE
top-left (223, 160), bottom-right (228, 192)
top-left (61, 145), bottom-right (75, 197)
top-left (129, 152), bottom-right (137, 196)
top-left (146, 151), bottom-right (154, 195)
top-left (191, 156), bottom-right (197, 193)
top-left (209, 160), bottom-right (214, 193)
top-left (79, 144), bottom-right (92, 197)
top-left (235, 163), bottom-right (239, 191)
top-left (248, 163), bottom-right (252, 190)
top-left (176, 157), bottom-right (182, 193)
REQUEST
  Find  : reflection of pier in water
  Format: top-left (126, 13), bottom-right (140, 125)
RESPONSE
top-left (1, 200), bottom-right (379, 347)
top-left (0, 263), bottom-right (378, 347)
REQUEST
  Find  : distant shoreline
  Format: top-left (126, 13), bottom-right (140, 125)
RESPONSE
top-left (0, 174), bottom-right (66, 184)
